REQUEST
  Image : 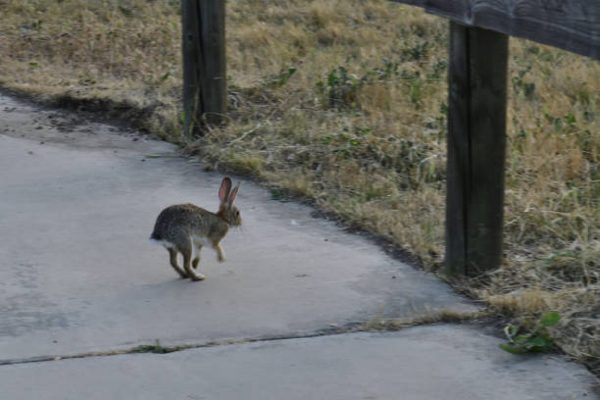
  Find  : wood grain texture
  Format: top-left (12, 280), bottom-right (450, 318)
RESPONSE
top-left (182, 0), bottom-right (226, 137)
top-left (390, 0), bottom-right (600, 60)
top-left (445, 23), bottom-right (509, 276)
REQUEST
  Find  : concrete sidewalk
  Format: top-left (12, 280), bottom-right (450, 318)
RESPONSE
top-left (2, 325), bottom-right (597, 400)
top-left (1, 93), bottom-right (598, 399)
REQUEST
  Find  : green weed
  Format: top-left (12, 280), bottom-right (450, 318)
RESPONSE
top-left (500, 312), bottom-right (561, 354)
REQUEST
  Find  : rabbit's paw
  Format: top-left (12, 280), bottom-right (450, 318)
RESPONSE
top-left (190, 273), bottom-right (206, 281)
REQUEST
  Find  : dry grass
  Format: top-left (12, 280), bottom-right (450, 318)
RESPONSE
top-left (1, 0), bottom-right (599, 374)
top-left (360, 309), bottom-right (490, 333)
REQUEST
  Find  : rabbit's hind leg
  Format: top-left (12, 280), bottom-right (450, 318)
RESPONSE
top-left (168, 248), bottom-right (188, 279)
top-left (192, 240), bottom-right (203, 269)
top-left (192, 255), bottom-right (200, 269)
top-left (180, 241), bottom-right (205, 281)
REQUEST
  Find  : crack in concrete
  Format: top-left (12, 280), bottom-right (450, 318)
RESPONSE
top-left (0, 327), bottom-right (359, 367)
top-left (0, 310), bottom-right (487, 367)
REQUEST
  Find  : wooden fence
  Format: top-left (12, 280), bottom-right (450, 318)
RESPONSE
top-left (396, 0), bottom-right (600, 61)
top-left (182, 0), bottom-right (600, 276)
top-left (181, 0), bottom-right (226, 136)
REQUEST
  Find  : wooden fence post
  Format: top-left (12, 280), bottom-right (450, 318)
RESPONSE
top-left (181, 0), bottom-right (226, 138)
top-left (445, 22), bottom-right (509, 276)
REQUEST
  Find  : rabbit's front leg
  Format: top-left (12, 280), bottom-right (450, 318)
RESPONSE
top-left (212, 240), bottom-right (226, 263)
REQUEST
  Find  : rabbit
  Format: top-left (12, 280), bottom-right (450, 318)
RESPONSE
top-left (150, 177), bottom-right (241, 281)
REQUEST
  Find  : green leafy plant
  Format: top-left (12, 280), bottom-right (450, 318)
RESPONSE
top-left (371, 58), bottom-right (400, 80)
top-left (512, 64), bottom-right (536, 99)
top-left (317, 61), bottom-right (401, 110)
top-left (270, 187), bottom-right (292, 202)
top-left (317, 66), bottom-right (362, 110)
top-left (500, 311), bottom-right (561, 354)
top-left (319, 127), bottom-right (372, 159)
top-left (401, 41), bottom-right (430, 62)
top-left (267, 66), bottom-right (297, 88)
top-left (409, 76), bottom-right (423, 106)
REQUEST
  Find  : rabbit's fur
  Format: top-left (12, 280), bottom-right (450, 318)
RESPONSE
top-left (150, 177), bottom-right (241, 281)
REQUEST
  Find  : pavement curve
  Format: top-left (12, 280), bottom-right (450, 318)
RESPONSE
top-left (0, 93), bottom-right (597, 399)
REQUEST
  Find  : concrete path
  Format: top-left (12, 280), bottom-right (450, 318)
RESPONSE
top-left (0, 93), bottom-right (598, 399)
top-left (2, 325), bottom-right (597, 400)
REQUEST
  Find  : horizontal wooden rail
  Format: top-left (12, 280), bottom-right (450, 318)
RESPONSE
top-left (391, 0), bottom-right (600, 60)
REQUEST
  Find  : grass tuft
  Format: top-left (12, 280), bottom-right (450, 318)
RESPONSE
top-left (129, 340), bottom-right (185, 355)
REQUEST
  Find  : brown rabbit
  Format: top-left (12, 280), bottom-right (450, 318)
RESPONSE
top-left (150, 177), bottom-right (241, 281)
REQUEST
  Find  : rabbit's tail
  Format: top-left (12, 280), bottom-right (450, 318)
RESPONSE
top-left (149, 232), bottom-right (176, 249)
top-left (149, 231), bottom-right (162, 241)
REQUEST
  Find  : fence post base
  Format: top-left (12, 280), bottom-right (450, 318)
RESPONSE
top-left (445, 22), bottom-right (509, 277)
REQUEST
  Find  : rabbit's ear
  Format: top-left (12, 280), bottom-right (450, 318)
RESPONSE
top-left (228, 183), bottom-right (240, 206)
top-left (218, 177), bottom-right (232, 204)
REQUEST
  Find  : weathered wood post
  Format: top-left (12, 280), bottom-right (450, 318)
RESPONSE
top-left (445, 22), bottom-right (509, 276)
top-left (181, 0), bottom-right (226, 138)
